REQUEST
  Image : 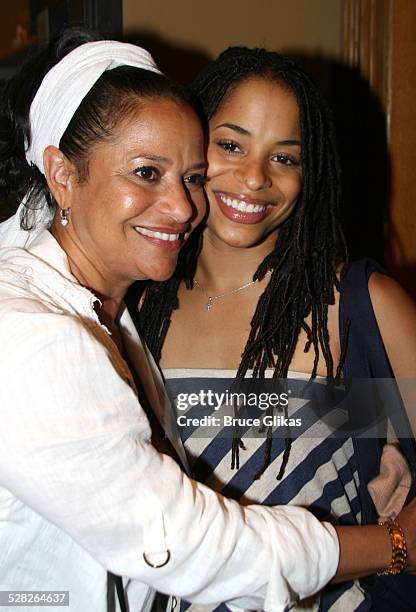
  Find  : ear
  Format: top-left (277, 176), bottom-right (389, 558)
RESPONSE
top-left (43, 145), bottom-right (77, 207)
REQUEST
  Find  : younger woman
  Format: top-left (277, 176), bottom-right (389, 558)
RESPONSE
top-left (136, 48), bottom-right (416, 611)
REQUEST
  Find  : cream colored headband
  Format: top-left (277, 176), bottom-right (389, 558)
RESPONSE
top-left (26, 40), bottom-right (162, 174)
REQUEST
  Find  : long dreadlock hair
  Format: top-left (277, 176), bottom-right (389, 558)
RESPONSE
top-left (134, 47), bottom-right (348, 477)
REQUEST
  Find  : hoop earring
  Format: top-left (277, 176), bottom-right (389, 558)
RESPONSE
top-left (60, 208), bottom-right (70, 227)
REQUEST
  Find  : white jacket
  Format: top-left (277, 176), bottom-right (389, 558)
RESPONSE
top-left (0, 222), bottom-right (339, 612)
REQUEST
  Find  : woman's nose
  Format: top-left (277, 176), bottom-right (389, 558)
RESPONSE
top-left (160, 183), bottom-right (196, 224)
top-left (234, 159), bottom-right (272, 191)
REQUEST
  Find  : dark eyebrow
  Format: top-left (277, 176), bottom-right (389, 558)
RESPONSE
top-left (213, 123), bottom-right (250, 136)
top-left (213, 123), bottom-right (301, 147)
top-left (276, 139), bottom-right (301, 146)
top-left (128, 154), bottom-right (173, 165)
top-left (129, 154), bottom-right (206, 173)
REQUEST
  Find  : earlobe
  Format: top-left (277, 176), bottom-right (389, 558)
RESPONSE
top-left (43, 145), bottom-right (75, 206)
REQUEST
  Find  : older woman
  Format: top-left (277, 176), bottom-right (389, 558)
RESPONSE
top-left (0, 30), bottom-right (348, 612)
top-left (137, 48), bottom-right (416, 611)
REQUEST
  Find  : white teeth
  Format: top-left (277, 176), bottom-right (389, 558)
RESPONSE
top-left (220, 195), bottom-right (267, 213)
top-left (134, 227), bottom-right (180, 241)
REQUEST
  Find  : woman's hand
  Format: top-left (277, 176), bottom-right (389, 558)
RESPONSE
top-left (397, 497), bottom-right (416, 573)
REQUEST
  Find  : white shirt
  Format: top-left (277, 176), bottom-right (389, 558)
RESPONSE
top-left (0, 224), bottom-right (339, 612)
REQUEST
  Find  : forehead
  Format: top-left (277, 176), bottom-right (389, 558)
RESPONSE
top-left (112, 97), bottom-right (203, 148)
top-left (90, 97), bottom-right (203, 166)
top-left (213, 77), bottom-right (300, 130)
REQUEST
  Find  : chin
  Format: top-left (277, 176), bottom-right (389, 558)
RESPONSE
top-left (218, 230), bottom-right (265, 249)
top-left (142, 263), bottom-right (177, 282)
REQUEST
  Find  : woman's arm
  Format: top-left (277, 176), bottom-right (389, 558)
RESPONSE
top-left (0, 307), bottom-right (339, 611)
top-left (329, 272), bottom-right (416, 583)
top-left (334, 497), bottom-right (416, 582)
top-left (369, 272), bottom-right (416, 435)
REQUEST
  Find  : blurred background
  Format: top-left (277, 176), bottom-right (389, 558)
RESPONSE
top-left (1, 0), bottom-right (415, 298)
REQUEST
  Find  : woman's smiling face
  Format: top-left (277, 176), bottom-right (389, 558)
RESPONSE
top-left (205, 77), bottom-right (302, 249)
top-left (53, 97), bottom-right (206, 289)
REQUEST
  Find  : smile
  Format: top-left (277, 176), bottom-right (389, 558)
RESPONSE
top-left (218, 194), bottom-right (268, 213)
top-left (133, 226), bottom-right (185, 251)
top-left (214, 191), bottom-right (273, 225)
top-left (134, 227), bottom-right (181, 241)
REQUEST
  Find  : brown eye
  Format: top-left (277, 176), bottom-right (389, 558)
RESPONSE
top-left (183, 174), bottom-right (206, 188)
top-left (272, 154), bottom-right (300, 167)
top-left (216, 140), bottom-right (242, 154)
top-left (134, 166), bottom-right (159, 181)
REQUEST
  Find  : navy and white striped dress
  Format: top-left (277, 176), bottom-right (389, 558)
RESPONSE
top-left (164, 368), bottom-right (370, 612)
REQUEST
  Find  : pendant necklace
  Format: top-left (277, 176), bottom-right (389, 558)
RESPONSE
top-left (193, 270), bottom-right (272, 311)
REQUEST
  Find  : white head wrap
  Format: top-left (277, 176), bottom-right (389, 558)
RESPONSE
top-left (0, 40), bottom-right (161, 248)
top-left (26, 40), bottom-right (161, 174)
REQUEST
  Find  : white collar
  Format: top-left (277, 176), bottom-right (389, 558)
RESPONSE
top-left (27, 228), bottom-right (79, 282)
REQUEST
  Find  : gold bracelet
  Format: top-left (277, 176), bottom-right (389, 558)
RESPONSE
top-left (377, 517), bottom-right (408, 575)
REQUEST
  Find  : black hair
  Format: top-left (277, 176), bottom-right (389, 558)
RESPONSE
top-left (0, 28), bottom-right (198, 229)
top-left (134, 47), bottom-right (348, 477)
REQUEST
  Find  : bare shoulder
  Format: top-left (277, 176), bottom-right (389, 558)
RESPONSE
top-left (368, 272), bottom-right (416, 326)
top-left (368, 272), bottom-right (416, 377)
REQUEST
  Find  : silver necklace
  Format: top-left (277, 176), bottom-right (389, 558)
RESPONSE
top-left (193, 270), bottom-right (272, 311)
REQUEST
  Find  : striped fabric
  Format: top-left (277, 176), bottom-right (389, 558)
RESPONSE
top-left (164, 369), bottom-right (369, 612)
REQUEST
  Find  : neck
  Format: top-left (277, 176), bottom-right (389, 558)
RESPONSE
top-left (52, 223), bottom-right (126, 323)
top-left (197, 228), bottom-right (276, 292)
